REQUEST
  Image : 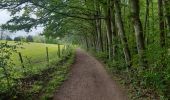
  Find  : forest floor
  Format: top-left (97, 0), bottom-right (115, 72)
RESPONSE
top-left (53, 49), bottom-right (127, 100)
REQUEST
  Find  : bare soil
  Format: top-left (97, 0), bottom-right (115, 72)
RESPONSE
top-left (53, 49), bottom-right (127, 100)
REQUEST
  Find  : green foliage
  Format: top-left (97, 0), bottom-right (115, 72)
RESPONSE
top-left (95, 51), bottom-right (108, 62)
top-left (0, 41), bottom-right (75, 99)
top-left (0, 42), bottom-right (75, 100)
top-left (92, 39), bottom-right (170, 99)
top-left (26, 35), bottom-right (34, 42)
top-left (33, 35), bottom-right (46, 43)
top-left (14, 36), bottom-right (24, 42)
top-left (0, 41), bottom-right (19, 92)
top-left (40, 51), bottom-right (75, 100)
top-left (0, 0), bottom-right (170, 99)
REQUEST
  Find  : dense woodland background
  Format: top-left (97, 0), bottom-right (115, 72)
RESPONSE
top-left (0, 0), bottom-right (170, 99)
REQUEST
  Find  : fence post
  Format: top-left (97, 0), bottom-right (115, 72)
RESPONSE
top-left (58, 44), bottom-right (61, 57)
top-left (65, 45), bottom-right (67, 50)
top-left (46, 47), bottom-right (49, 64)
top-left (65, 45), bottom-right (68, 55)
top-left (63, 45), bottom-right (66, 55)
top-left (18, 52), bottom-right (25, 69)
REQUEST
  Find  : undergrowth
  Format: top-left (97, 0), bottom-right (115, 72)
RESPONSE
top-left (0, 45), bottom-right (75, 100)
top-left (91, 48), bottom-right (170, 100)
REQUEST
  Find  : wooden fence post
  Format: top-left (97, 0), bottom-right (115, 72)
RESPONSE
top-left (58, 44), bottom-right (61, 57)
top-left (18, 52), bottom-right (25, 69)
top-left (65, 45), bottom-right (67, 50)
top-left (63, 45), bottom-right (66, 55)
top-left (65, 45), bottom-right (68, 55)
top-left (46, 47), bottom-right (49, 64)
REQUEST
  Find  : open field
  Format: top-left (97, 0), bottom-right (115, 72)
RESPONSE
top-left (12, 42), bottom-right (61, 65)
top-left (13, 42), bottom-right (64, 76)
top-left (0, 41), bottom-right (75, 99)
top-left (0, 41), bottom-right (64, 89)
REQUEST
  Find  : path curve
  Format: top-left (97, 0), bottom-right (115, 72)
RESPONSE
top-left (53, 49), bottom-right (127, 100)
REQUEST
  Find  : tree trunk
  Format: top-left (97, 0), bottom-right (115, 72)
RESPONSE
top-left (105, 8), bottom-right (113, 60)
top-left (114, 0), bottom-right (131, 67)
top-left (93, 0), bottom-right (104, 52)
top-left (110, 0), bottom-right (118, 61)
top-left (164, 0), bottom-right (170, 31)
top-left (130, 0), bottom-right (147, 67)
top-left (144, 0), bottom-right (150, 32)
top-left (103, 0), bottom-right (114, 60)
top-left (144, 0), bottom-right (150, 45)
top-left (84, 36), bottom-right (89, 50)
top-left (158, 0), bottom-right (165, 47)
top-left (158, 0), bottom-right (166, 68)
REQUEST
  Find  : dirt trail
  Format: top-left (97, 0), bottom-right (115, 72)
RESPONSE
top-left (53, 49), bottom-right (127, 100)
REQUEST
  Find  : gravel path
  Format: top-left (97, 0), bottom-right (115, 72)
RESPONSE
top-left (53, 49), bottom-right (127, 100)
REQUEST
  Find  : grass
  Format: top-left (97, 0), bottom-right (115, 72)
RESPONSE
top-left (0, 41), bottom-right (64, 92)
top-left (2, 41), bottom-right (64, 76)
top-left (92, 50), bottom-right (170, 100)
top-left (18, 50), bottom-right (75, 100)
top-left (0, 40), bottom-right (75, 100)
top-left (39, 52), bottom-right (75, 100)
top-left (13, 42), bottom-right (60, 64)
top-left (12, 42), bottom-right (63, 77)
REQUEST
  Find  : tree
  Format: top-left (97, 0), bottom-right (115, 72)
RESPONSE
top-left (0, 0), bottom-right (170, 99)
top-left (114, 0), bottom-right (131, 66)
top-left (26, 35), bottom-right (34, 42)
top-left (33, 35), bottom-right (46, 43)
top-left (14, 36), bottom-right (22, 41)
top-left (5, 35), bottom-right (12, 41)
top-left (164, 0), bottom-right (170, 31)
top-left (0, 30), bottom-right (4, 40)
top-left (130, 0), bottom-right (147, 67)
top-left (158, 0), bottom-right (165, 47)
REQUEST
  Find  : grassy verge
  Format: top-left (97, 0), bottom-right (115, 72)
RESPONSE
top-left (29, 49), bottom-right (75, 99)
top-left (10, 42), bottom-right (64, 78)
top-left (38, 51), bottom-right (75, 100)
top-left (91, 50), bottom-right (167, 100)
top-left (0, 42), bottom-right (75, 100)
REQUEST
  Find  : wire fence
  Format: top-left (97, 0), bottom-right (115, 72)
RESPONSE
top-left (0, 44), bottom-right (73, 92)
top-left (15, 44), bottom-right (71, 75)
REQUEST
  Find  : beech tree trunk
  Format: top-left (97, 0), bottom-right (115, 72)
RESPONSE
top-left (158, 0), bottom-right (165, 47)
top-left (158, 0), bottom-right (166, 68)
top-left (114, 0), bottom-right (131, 67)
top-left (110, 1), bottom-right (117, 60)
top-left (164, 0), bottom-right (170, 30)
top-left (103, 0), bottom-right (114, 60)
top-left (105, 8), bottom-right (113, 60)
top-left (144, 0), bottom-right (150, 45)
top-left (130, 0), bottom-right (147, 67)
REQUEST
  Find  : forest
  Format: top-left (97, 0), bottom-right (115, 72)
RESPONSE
top-left (0, 0), bottom-right (170, 100)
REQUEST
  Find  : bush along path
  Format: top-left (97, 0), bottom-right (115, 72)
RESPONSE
top-left (0, 48), bottom-right (75, 100)
top-left (53, 49), bottom-right (127, 100)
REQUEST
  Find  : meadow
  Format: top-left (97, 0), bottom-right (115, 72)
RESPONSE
top-left (0, 41), bottom-right (64, 91)
top-left (8, 41), bottom-right (62, 68)
top-left (0, 41), bottom-right (75, 99)
top-left (11, 42), bottom-right (63, 75)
